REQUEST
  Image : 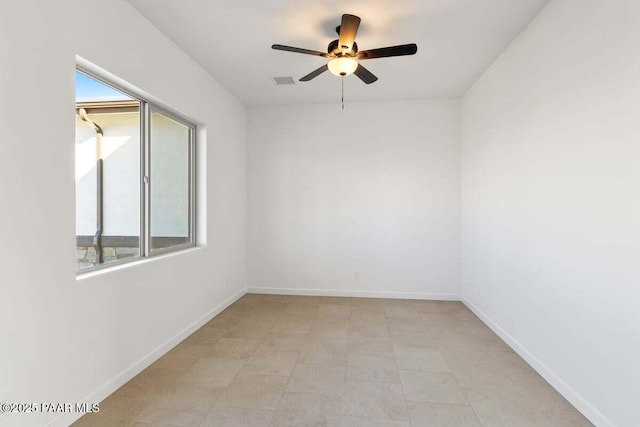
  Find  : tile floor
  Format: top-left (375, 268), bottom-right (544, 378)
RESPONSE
top-left (73, 294), bottom-right (592, 426)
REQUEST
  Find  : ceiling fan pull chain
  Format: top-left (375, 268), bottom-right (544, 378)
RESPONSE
top-left (341, 76), bottom-right (344, 110)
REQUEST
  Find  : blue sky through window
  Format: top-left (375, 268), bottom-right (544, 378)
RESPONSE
top-left (76, 71), bottom-right (133, 102)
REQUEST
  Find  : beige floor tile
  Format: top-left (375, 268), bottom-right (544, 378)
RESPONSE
top-left (97, 395), bottom-right (151, 418)
top-left (135, 399), bottom-right (212, 426)
top-left (320, 296), bottom-right (352, 305)
top-left (344, 417), bottom-right (410, 426)
top-left (521, 378), bottom-right (582, 414)
top-left (541, 410), bottom-right (594, 426)
top-left (387, 317), bottom-right (429, 334)
top-left (462, 377), bottom-right (580, 419)
top-left (345, 382), bottom-right (408, 421)
top-left (432, 323), bottom-right (504, 342)
top-left (72, 396), bottom-right (150, 426)
top-left (232, 297), bottom-right (288, 309)
top-left (199, 406), bottom-right (274, 426)
top-left (310, 314), bottom-right (351, 336)
top-left (115, 367), bottom-right (181, 400)
top-left (446, 354), bottom-right (576, 416)
top-left (307, 329), bottom-right (350, 342)
top-left (433, 328), bottom-right (513, 356)
top-left (72, 414), bottom-right (139, 427)
top-left (384, 306), bottom-right (421, 320)
top-left (439, 342), bottom-right (513, 360)
top-left (130, 423), bottom-right (168, 427)
top-left (347, 334), bottom-right (395, 358)
top-left (447, 356), bottom-right (534, 389)
top-left (391, 331), bottom-right (437, 348)
top-left (203, 313), bottom-right (243, 329)
top-left (286, 364), bottom-right (346, 395)
top-left (271, 392), bottom-right (344, 427)
top-left (463, 387), bottom-right (592, 427)
top-left (151, 344), bottom-right (210, 371)
top-left (223, 321), bottom-right (274, 339)
top-left (257, 332), bottom-right (308, 352)
top-left (271, 313), bottom-right (315, 333)
top-left (83, 295), bottom-right (589, 427)
top-left (400, 370), bottom-right (467, 404)
top-left (421, 313), bottom-right (471, 332)
top-left (242, 293), bottom-right (293, 304)
top-left (351, 297), bottom-right (385, 307)
top-left (380, 298), bottom-right (415, 308)
top-left (413, 300), bottom-right (466, 314)
top-left (284, 298), bottom-right (322, 314)
top-left (434, 317), bottom-right (492, 336)
top-left (228, 307), bottom-right (283, 329)
top-left (241, 350), bottom-right (299, 376)
top-left (177, 357), bottom-right (244, 388)
top-left (407, 401), bottom-right (482, 427)
top-left (440, 347), bottom-right (516, 367)
top-left (351, 306), bottom-right (386, 317)
top-left (233, 299), bottom-right (287, 313)
top-left (306, 332), bottom-right (349, 344)
top-left (216, 374), bottom-right (288, 410)
top-left (182, 327), bottom-right (227, 346)
top-left (318, 303), bottom-right (352, 316)
top-left (299, 336), bottom-right (348, 367)
top-left (298, 347), bottom-right (347, 366)
top-left (253, 307), bottom-right (289, 319)
top-left (346, 355), bottom-right (400, 384)
top-left (394, 346), bottom-right (450, 373)
top-left (205, 337), bottom-right (260, 359)
top-left (155, 382), bottom-right (222, 406)
top-left (350, 315), bottom-right (389, 337)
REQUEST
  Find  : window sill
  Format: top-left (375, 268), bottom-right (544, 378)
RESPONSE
top-left (76, 245), bottom-right (201, 281)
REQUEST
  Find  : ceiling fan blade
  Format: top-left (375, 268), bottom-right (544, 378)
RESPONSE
top-left (357, 43), bottom-right (418, 60)
top-left (338, 14), bottom-right (361, 53)
top-left (272, 44), bottom-right (329, 57)
top-left (299, 64), bottom-right (329, 82)
top-left (354, 63), bottom-right (378, 84)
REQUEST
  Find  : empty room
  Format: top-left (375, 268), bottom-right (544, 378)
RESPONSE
top-left (0, 0), bottom-right (637, 426)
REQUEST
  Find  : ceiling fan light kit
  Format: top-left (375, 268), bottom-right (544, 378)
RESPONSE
top-left (272, 13), bottom-right (418, 85)
top-left (327, 57), bottom-right (358, 76)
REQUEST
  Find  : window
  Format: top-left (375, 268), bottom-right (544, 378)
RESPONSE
top-left (75, 68), bottom-right (195, 272)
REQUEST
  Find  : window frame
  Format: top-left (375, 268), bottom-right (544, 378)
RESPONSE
top-left (146, 104), bottom-right (197, 257)
top-left (76, 66), bottom-right (197, 275)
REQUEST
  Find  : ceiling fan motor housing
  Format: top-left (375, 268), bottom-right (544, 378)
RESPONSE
top-left (328, 39), bottom-right (358, 56)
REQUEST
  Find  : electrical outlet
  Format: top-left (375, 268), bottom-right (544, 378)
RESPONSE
top-left (353, 271), bottom-right (359, 280)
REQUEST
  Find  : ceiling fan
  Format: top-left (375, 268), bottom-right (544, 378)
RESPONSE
top-left (272, 14), bottom-right (417, 84)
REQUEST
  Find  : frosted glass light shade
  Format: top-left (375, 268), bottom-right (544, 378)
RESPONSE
top-left (327, 57), bottom-right (358, 76)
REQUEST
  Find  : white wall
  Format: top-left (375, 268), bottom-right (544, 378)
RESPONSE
top-left (248, 100), bottom-right (460, 299)
top-left (0, 1), bottom-right (247, 426)
top-left (461, 1), bottom-right (640, 426)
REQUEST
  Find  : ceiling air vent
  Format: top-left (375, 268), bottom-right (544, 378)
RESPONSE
top-left (273, 76), bottom-right (295, 86)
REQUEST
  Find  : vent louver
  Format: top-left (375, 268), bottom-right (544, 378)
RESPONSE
top-left (273, 76), bottom-right (295, 85)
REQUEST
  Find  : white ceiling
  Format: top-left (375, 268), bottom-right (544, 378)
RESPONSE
top-left (127, 0), bottom-right (550, 106)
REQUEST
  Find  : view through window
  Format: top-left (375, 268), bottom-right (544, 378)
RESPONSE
top-left (75, 69), bottom-right (195, 272)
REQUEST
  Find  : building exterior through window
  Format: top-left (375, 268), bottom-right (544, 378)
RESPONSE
top-left (75, 68), bottom-right (195, 273)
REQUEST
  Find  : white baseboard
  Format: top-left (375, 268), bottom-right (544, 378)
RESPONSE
top-left (247, 286), bottom-right (459, 301)
top-left (50, 288), bottom-right (246, 427)
top-left (461, 296), bottom-right (613, 427)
